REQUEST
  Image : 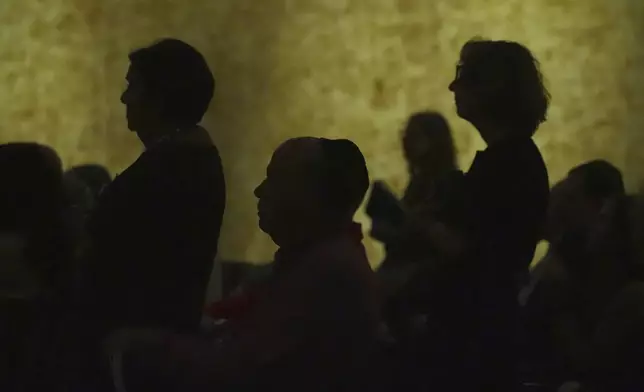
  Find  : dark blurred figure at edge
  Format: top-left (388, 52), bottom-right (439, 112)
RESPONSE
top-left (413, 38), bottom-right (550, 391)
top-left (584, 194), bottom-right (644, 391)
top-left (0, 143), bottom-right (73, 391)
top-left (78, 38), bottom-right (225, 390)
top-left (108, 138), bottom-right (380, 392)
top-left (519, 160), bottom-right (625, 386)
top-left (521, 163), bottom-right (644, 391)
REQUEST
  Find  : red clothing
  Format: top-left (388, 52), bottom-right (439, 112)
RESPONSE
top-left (204, 292), bottom-right (255, 321)
top-left (122, 223), bottom-right (381, 390)
top-left (227, 222), bottom-right (379, 353)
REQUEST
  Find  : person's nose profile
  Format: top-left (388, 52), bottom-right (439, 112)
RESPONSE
top-left (254, 180), bottom-right (265, 198)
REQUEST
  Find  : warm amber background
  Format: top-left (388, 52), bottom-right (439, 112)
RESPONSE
top-left (1, 0), bottom-right (644, 266)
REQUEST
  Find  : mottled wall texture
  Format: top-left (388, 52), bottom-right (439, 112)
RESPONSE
top-left (1, 0), bottom-right (644, 265)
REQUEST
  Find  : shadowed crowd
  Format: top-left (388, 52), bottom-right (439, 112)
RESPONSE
top-left (0, 37), bottom-right (642, 392)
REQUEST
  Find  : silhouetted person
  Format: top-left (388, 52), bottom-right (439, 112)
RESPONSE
top-left (579, 194), bottom-right (644, 391)
top-left (519, 160), bottom-right (626, 385)
top-left (377, 111), bottom-right (461, 268)
top-left (411, 38), bottom-right (550, 391)
top-left (108, 137), bottom-right (380, 392)
top-left (375, 111), bottom-right (463, 347)
top-left (0, 143), bottom-right (72, 391)
top-left (80, 38), bottom-right (225, 390)
top-left (401, 111), bottom-right (459, 209)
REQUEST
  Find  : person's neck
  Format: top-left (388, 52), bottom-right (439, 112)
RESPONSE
top-left (137, 124), bottom-right (177, 149)
top-left (471, 121), bottom-right (518, 147)
top-left (138, 124), bottom-right (209, 150)
top-left (282, 219), bottom-right (355, 251)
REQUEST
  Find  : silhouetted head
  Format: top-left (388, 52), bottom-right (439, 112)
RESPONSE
top-left (402, 111), bottom-right (457, 175)
top-left (546, 160), bottom-right (625, 242)
top-left (254, 137), bottom-right (369, 248)
top-left (65, 164), bottom-right (112, 199)
top-left (449, 38), bottom-right (550, 143)
top-left (121, 38), bottom-right (215, 142)
top-left (0, 143), bottom-right (64, 233)
top-left (0, 143), bottom-right (69, 291)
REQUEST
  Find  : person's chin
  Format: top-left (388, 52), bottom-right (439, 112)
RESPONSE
top-left (455, 106), bottom-right (473, 122)
top-left (257, 215), bottom-right (269, 234)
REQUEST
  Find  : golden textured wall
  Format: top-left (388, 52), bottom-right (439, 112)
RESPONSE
top-left (1, 0), bottom-right (644, 265)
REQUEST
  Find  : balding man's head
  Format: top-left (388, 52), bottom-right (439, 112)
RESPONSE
top-left (316, 138), bottom-right (370, 215)
top-left (254, 137), bottom-right (369, 247)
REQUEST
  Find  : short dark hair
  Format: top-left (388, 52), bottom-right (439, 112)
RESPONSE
top-left (317, 138), bottom-right (370, 216)
top-left (458, 38), bottom-right (550, 136)
top-left (568, 160), bottom-right (625, 201)
top-left (129, 38), bottom-right (215, 128)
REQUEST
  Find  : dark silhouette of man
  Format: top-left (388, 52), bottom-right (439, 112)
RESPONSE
top-left (411, 38), bottom-right (550, 391)
top-left (81, 38), bottom-right (225, 370)
top-left (107, 137), bottom-right (379, 392)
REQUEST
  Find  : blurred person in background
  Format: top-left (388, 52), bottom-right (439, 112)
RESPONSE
top-left (580, 194), bottom-right (644, 391)
top-left (519, 160), bottom-right (626, 387)
top-left (0, 143), bottom-right (73, 391)
top-left (67, 164), bottom-right (112, 199)
top-left (62, 164), bottom-right (112, 261)
top-left (540, 193), bottom-right (644, 392)
top-left (375, 111), bottom-right (461, 271)
top-left (370, 111), bottom-right (464, 355)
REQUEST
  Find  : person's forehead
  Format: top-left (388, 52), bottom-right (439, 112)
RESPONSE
top-left (125, 65), bottom-right (142, 82)
top-left (268, 139), bottom-right (321, 173)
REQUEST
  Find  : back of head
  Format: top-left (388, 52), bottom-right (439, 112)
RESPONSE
top-left (407, 111), bottom-right (451, 136)
top-left (317, 138), bottom-right (370, 219)
top-left (0, 143), bottom-right (64, 232)
top-left (0, 143), bottom-right (69, 292)
top-left (568, 160), bottom-right (625, 203)
top-left (459, 38), bottom-right (550, 135)
top-left (129, 38), bottom-right (215, 128)
top-left (404, 111), bottom-right (457, 170)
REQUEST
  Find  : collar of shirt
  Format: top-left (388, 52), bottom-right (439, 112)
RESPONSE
top-left (474, 135), bottom-right (533, 161)
top-left (272, 222), bottom-right (364, 273)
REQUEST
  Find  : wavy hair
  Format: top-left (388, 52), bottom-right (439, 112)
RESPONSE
top-left (457, 38), bottom-right (550, 135)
